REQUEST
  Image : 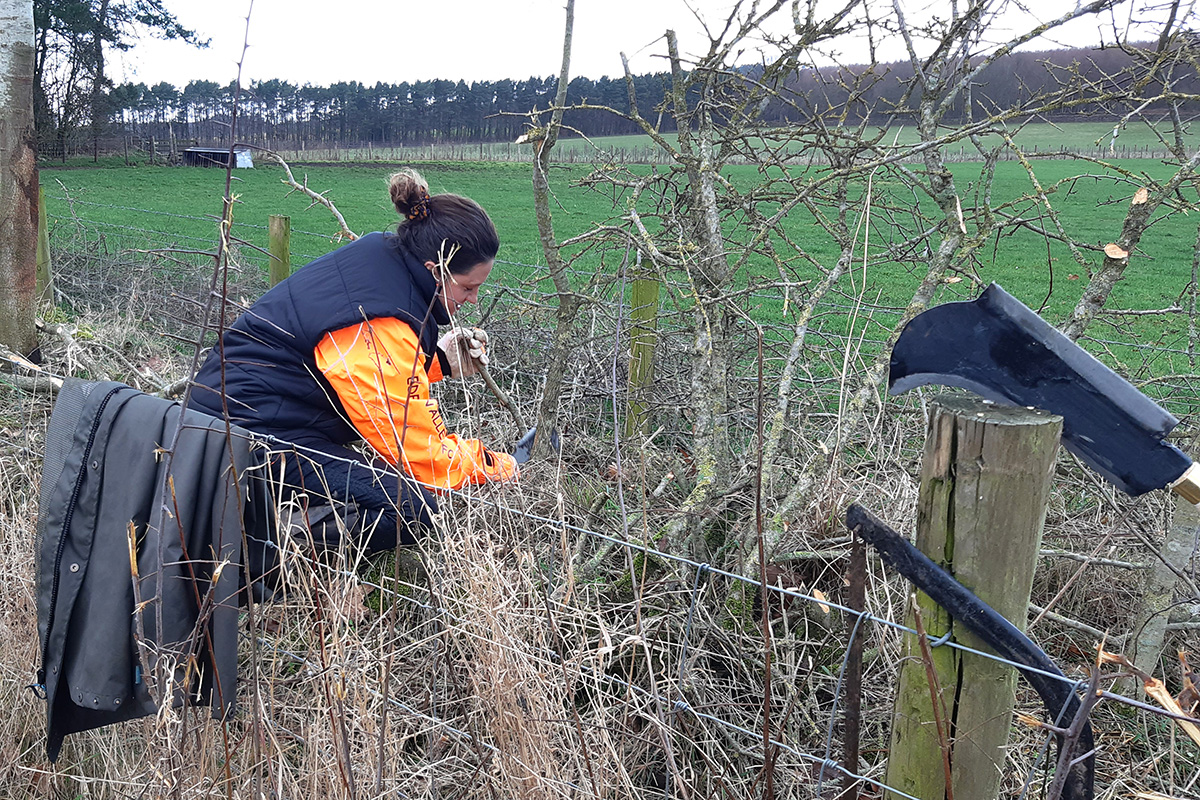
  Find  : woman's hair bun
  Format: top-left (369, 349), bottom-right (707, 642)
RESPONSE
top-left (388, 169), bottom-right (430, 219)
top-left (388, 168), bottom-right (499, 273)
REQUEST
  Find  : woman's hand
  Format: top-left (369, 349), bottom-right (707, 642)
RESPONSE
top-left (438, 327), bottom-right (489, 378)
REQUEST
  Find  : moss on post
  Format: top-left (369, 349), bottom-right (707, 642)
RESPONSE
top-left (623, 274), bottom-right (660, 439)
top-left (268, 214), bottom-right (291, 287)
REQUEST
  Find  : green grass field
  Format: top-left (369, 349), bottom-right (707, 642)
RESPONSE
top-left (42, 161), bottom-right (580, 273)
top-left (40, 148), bottom-right (1200, 383)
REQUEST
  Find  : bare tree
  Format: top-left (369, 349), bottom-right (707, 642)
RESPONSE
top-left (528, 0), bottom-right (581, 456)
top-left (0, 0), bottom-right (38, 358)
top-left (535, 0), bottom-right (1200, 584)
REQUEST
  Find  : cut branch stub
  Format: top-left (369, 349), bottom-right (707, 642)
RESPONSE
top-left (1104, 243), bottom-right (1130, 260)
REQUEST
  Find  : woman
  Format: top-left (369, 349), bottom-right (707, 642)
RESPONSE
top-left (189, 169), bottom-right (518, 554)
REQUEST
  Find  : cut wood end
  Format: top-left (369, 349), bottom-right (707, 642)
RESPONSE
top-left (1143, 677), bottom-right (1200, 748)
top-left (1015, 711), bottom-right (1044, 729)
top-left (812, 588), bottom-right (831, 614)
top-left (1104, 243), bottom-right (1130, 259)
top-left (1133, 187), bottom-right (1150, 205)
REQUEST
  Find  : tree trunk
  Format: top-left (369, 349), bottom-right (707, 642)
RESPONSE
top-left (88, 0), bottom-right (110, 164)
top-left (1123, 495), bottom-right (1200, 695)
top-left (660, 30), bottom-right (735, 559)
top-left (531, 0), bottom-right (575, 456)
top-left (1060, 159), bottom-right (1200, 341)
top-left (0, 0), bottom-right (39, 358)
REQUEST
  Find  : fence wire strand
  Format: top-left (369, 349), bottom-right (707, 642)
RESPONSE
top-left (18, 191), bottom-right (1200, 798)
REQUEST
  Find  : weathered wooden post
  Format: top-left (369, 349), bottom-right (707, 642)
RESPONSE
top-left (36, 185), bottom-right (53, 309)
top-left (623, 270), bottom-right (661, 438)
top-left (885, 394), bottom-right (1062, 800)
top-left (268, 214), bottom-right (291, 286)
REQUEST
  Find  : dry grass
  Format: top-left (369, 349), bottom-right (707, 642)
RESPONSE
top-left (1, 239), bottom-right (1199, 798)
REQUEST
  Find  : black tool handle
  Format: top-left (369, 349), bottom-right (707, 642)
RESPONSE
top-left (846, 503), bottom-right (1094, 800)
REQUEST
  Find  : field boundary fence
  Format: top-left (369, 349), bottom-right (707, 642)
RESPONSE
top-left (40, 136), bottom-right (1191, 167)
top-left (40, 192), bottom-right (1200, 418)
top-left (275, 142), bottom-right (1189, 166)
top-left (15, 416), bottom-right (1199, 798)
top-left (9, 190), bottom-right (1200, 797)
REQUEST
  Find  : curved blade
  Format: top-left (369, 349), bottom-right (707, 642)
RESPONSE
top-left (889, 283), bottom-right (1190, 496)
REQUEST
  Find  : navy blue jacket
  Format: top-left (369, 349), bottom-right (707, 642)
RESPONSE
top-left (190, 232), bottom-right (450, 445)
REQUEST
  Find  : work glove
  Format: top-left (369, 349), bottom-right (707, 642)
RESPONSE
top-left (437, 326), bottom-right (489, 378)
top-left (513, 426), bottom-right (561, 465)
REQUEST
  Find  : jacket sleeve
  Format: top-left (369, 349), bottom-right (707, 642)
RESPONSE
top-left (314, 318), bottom-right (518, 491)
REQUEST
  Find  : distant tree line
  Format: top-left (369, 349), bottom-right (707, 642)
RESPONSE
top-left (99, 41), bottom-right (1199, 153)
top-left (34, 0), bottom-right (1200, 159)
top-left (104, 74), bottom-right (676, 150)
top-left (764, 43), bottom-right (1200, 126)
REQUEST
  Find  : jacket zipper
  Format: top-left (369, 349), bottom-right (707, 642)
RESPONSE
top-left (38, 386), bottom-right (123, 687)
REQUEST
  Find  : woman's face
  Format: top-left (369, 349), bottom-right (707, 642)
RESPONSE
top-left (426, 259), bottom-right (494, 315)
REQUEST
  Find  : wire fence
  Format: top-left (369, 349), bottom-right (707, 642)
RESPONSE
top-left (10, 192), bottom-right (1200, 798)
top-left (37, 423), bottom-right (1192, 799)
top-left (41, 192), bottom-right (1200, 421)
top-left (4, 401), bottom-right (1198, 799)
top-left (38, 133), bottom-right (1197, 168)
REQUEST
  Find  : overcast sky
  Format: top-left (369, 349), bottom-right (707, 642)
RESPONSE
top-left (111, 0), bottom-right (1147, 90)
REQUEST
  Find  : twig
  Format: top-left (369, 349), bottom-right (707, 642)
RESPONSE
top-left (1029, 603), bottom-right (1127, 644)
top-left (1047, 667), bottom-right (1104, 800)
top-left (913, 603), bottom-right (955, 800)
top-left (1098, 306), bottom-right (1183, 316)
top-left (1039, 549), bottom-right (1146, 570)
top-left (1098, 648), bottom-right (1200, 748)
top-left (0, 372), bottom-right (63, 393)
top-left (259, 150), bottom-right (358, 242)
top-left (477, 363), bottom-right (527, 433)
top-left (1, 344), bottom-right (65, 393)
top-left (156, 377), bottom-right (191, 399)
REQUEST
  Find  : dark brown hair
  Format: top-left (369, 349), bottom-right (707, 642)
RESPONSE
top-left (388, 168), bottom-right (499, 274)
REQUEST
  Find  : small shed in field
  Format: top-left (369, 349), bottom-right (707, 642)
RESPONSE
top-left (182, 147), bottom-right (254, 168)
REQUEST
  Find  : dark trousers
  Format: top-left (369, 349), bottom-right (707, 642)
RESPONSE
top-left (249, 438), bottom-right (437, 580)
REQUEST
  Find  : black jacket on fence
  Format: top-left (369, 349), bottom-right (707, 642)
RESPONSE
top-left (35, 379), bottom-right (270, 762)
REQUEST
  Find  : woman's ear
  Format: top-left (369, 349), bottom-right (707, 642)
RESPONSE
top-left (423, 260), bottom-right (438, 276)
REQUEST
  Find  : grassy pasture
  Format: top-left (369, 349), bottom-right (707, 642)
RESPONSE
top-left (555, 120), bottom-right (1200, 156)
top-left (41, 155), bottom-right (1195, 302)
top-left (41, 152), bottom-right (1199, 384)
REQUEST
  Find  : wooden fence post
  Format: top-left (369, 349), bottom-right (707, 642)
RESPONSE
top-left (623, 265), bottom-right (661, 439)
top-left (885, 394), bottom-right (1061, 800)
top-left (268, 214), bottom-right (291, 286)
top-left (36, 186), bottom-right (54, 309)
